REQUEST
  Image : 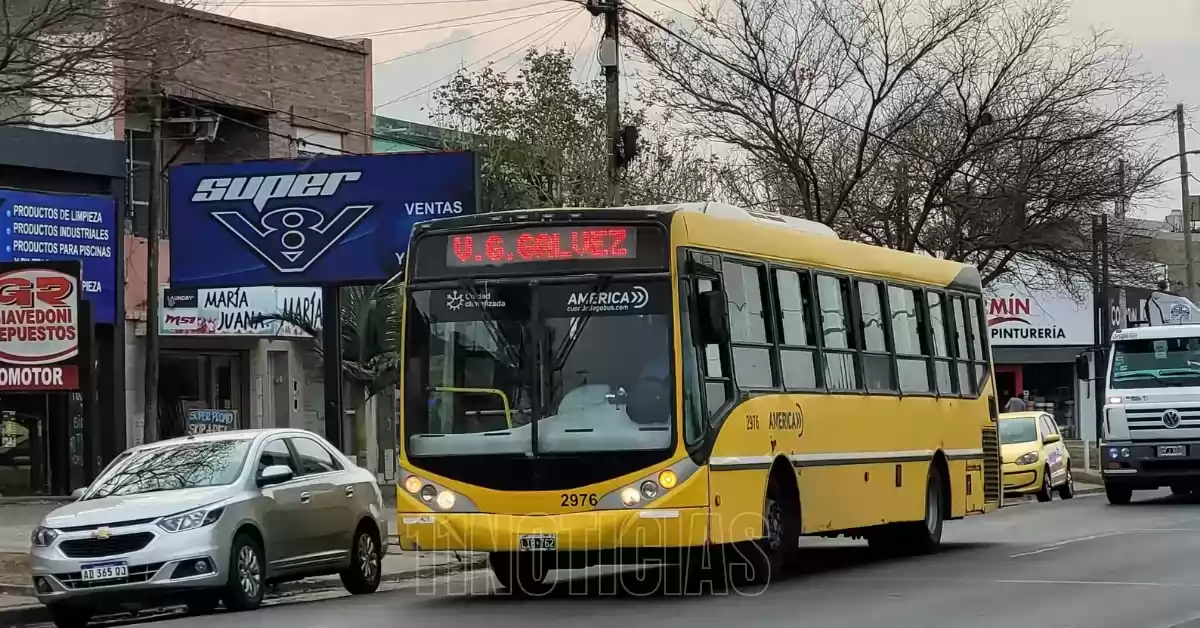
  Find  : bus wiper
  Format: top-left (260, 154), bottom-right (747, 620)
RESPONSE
top-left (456, 278), bottom-right (522, 367)
top-left (551, 275), bottom-right (612, 372)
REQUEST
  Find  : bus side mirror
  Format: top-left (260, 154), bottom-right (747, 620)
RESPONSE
top-left (1075, 354), bottom-right (1090, 381)
top-left (697, 289), bottom-right (729, 345)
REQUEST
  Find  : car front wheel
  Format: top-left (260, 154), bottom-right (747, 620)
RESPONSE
top-left (223, 533), bottom-right (266, 611)
top-left (340, 526), bottom-right (383, 595)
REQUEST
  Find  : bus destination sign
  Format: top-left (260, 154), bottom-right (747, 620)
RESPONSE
top-left (445, 226), bottom-right (637, 268)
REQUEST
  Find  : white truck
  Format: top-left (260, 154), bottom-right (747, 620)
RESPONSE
top-left (1098, 292), bottom-right (1200, 504)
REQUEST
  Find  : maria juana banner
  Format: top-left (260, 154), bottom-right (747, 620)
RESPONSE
top-left (0, 261), bottom-right (81, 390)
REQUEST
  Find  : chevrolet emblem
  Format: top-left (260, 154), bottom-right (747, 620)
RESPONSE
top-left (91, 527), bottom-right (111, 540)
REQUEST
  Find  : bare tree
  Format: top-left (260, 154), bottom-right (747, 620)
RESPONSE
top-left (0, 0), bottom-right (196, 129)
top-left (626, 0), bottom-right (1168, 288)
top-left (431, 48), bottom-right (726, 210)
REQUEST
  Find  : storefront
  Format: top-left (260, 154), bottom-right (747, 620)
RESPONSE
top-left (0, 127), bottom-right (123, 495)
top-left (986, 281), bottom-right (1094, 437)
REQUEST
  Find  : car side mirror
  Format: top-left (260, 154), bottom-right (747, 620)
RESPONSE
top-left (1043, 433), bottom-right (1062, 445)
top-left (696, 289), bottom-right (729, 345)
top-left (70, 487), bottom-right (85, 501)
top-left (257, 465), bottom-right (294, 487)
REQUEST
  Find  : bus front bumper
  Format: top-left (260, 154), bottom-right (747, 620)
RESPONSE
top-left (395, 508), bottom-right (710, 553)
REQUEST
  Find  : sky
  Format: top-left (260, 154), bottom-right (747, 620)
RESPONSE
top-left (198, 0), bottom-right (1200, 220)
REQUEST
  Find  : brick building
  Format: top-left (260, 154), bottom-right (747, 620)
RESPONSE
top-left (122, 2), bottom-right (373, 450)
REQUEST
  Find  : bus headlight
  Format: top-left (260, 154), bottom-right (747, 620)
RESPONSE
top-left (403, 475), bottom-right (422, 494)
top-left (658, 470), bottom-right (678, 489)
top-left (435, 490), bottom-right (456, 510)
top-left (640, 481), bottom-right (658, 499)
top-left (420, 485), bottom-right (437, 503)
top-left (620, 487), bottom-right (641, 507)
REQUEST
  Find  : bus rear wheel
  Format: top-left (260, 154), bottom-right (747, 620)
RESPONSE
top-left (489, 552), bottom-right (550, 595)
top-left (869, 464), bottom-right (945, 556)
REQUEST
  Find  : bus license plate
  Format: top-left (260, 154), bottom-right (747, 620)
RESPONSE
top-left (81, 561), bottom-right (128, 582)
top-left (1159, 445), bottom-right (1187, 457)
top-left (519, 534), bottom-right (556, 551)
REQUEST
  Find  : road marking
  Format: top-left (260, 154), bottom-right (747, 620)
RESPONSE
top-left (1009, 531), bottom-right (1126, 558)
top-left (1009, 526), bottom-right (1199, 558)
top-left (998, 579), bottom-right (1200, 588)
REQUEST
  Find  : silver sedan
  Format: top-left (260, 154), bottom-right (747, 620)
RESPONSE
top-left (27, 429), bottom-right (388, 628)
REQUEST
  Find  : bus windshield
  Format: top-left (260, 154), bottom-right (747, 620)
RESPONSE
top-left (1111, 337), bottom-right (1200, 389)
top-left (403, 279), bottom-right (674, 456)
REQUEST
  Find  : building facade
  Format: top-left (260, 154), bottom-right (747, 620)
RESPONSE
top-left (121, 5), bottom-right (372, 450)
top-left (0, 127), bottom-right (125, 495)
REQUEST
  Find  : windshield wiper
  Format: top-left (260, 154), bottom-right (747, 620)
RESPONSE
top-left (455, 278), bottom-right (523, 367)
top-left (550, 275), bottom-right (612, 374)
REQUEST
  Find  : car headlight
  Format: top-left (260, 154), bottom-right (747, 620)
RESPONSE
top-left (157, 507), bottom-right (224, 533)
top-left (1015, 452), bottom-right (1039, 466)
top-left (31, 526), bottom-right (58, 547)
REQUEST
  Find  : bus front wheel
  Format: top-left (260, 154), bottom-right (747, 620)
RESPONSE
top-left (489, 552), bottom-right (550, 595)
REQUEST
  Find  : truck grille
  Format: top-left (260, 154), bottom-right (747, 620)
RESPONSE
top-left (59, 532), bottom-right (154, 558)
top-left (1127, 406), bottom-right (1200, 432)
top-left (982, 427), bottom-right (1000, 505)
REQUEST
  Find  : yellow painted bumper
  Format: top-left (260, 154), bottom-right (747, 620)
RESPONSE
top-left (395, 507), bottom-right (710, 552)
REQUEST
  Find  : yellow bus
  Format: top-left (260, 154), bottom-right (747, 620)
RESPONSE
top-left (394, 202), bottom-right (1001, 592)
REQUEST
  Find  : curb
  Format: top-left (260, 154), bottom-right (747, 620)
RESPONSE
top-left (0, 497), bottom-right (73, 506)
top-left (0, 555), bottom-right (489, 625)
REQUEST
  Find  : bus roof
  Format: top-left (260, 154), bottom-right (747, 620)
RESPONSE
top-left (414, 203), bottom-right (980, 292)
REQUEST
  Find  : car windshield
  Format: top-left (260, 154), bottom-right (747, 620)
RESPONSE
top-left (999, 418), bottom-right (1038, 445)
top-left (84, 439), bottom-right (253, 499)
top-left (1111, 337), bottom-right (1200, 388)
top-left (403, 279), bottom-right (673, 456)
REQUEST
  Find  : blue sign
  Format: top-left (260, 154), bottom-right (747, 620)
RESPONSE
top-left (0, 189), bottom-right (117, 323)
top-left (186, 408), bottom-right (237, 435)
top-left (168, 152), bottom-right (477, 288)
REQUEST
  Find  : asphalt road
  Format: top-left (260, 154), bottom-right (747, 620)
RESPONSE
top-left (44, 489), bottom-right (1200, 628)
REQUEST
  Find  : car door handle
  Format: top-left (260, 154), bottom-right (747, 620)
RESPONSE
top-left (300, 492), bottom-right (311, 504)
top-left (345, 486), bottom-right (355, 498)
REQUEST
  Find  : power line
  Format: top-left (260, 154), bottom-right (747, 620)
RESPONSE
top-left (202, 1), bottom-right (568, 53)
top-left (282, 5), bottom-right (576, 88)
top-left (373, 9), bottom-right (581, 111)
top-left (203, 0), bottom-right (548, 7)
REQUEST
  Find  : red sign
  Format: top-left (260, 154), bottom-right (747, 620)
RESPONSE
top-left (445, 226), bottom-right (637, 267)
top-left (0, 267), bottom-right (79, 390)
top-left (0, 365), bottom-right (78, 391)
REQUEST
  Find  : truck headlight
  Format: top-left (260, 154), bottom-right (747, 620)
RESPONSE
top-left (1015, 452), bottom-right (1039, 466)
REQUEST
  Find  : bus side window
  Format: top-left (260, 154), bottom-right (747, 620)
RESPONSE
top-left (950, 296), bottom-right (975, 396)
top-left (679, 280), bottom-right (707, 444)
top-left (696, 277), bottom-right (732, 418)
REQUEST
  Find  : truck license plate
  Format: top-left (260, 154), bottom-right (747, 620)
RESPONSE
top-left (1159, 445), bottom-right (1186, 457)
top-left (519, 534), bottom-right (556, 551)
top-left (81, 562), bottom-right (128, 582)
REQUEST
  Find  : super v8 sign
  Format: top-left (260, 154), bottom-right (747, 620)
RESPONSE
top-left (169, 152), bottom-right (477, 288)
top-left (0, 262), bottom-right (81, 391)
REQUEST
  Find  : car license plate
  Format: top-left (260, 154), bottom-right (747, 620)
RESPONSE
top-left (1159, 445), bottom-right (1187, 457)
top-left (81, 562), bottom-right (128, 582)
top-left (518, 534), bottom-right (556, 551)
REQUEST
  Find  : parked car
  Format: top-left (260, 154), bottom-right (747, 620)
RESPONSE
top-left (1000, 411), bottom-right (1075, 502)
top-left (28, 429), bottom-right (387, 627)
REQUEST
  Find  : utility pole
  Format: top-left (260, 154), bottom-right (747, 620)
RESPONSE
top-left (1116, 158), bottom-right (1126, 219)
top-left (143, 80), bottom-right (163, 445)
top-left (590, 0), bottom-right (622, 206)
top-left (1178, 103), bottom-right (1195, 302)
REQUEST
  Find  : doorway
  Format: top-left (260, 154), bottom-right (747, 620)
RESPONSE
top-left (996, 365), bottom-right (1023, 402)
top-left (159, 352), bottom-right (245, 438)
